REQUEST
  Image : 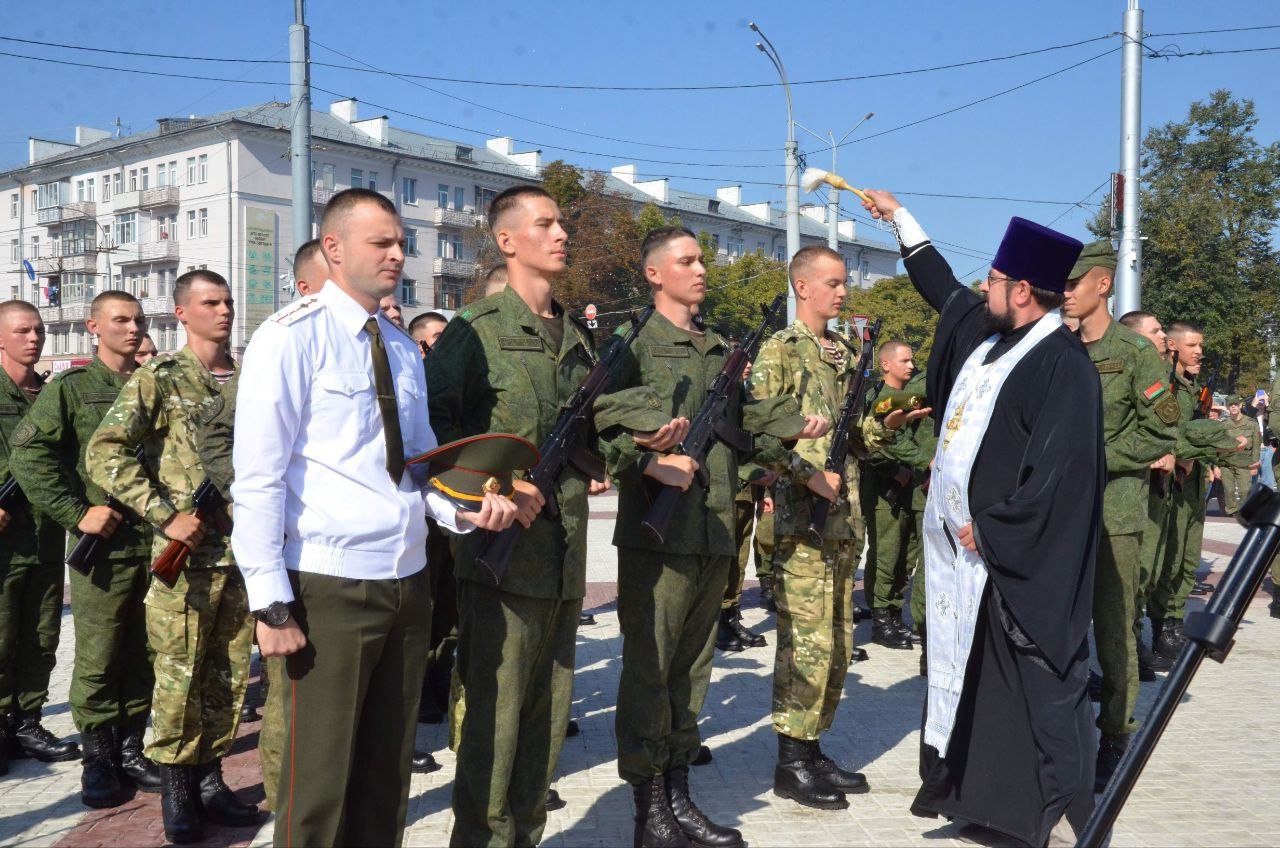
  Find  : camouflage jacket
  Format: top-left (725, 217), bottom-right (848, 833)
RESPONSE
top-left (85, 347), bottom-right (236, 568)
top-left (861, 372), bottom-right (935, 513)
top-left (1221, 413), bottom-right (1259, 470)
top-left (0, 368), bottom-right (63, 563)
top-left (1085, 319), bottom-right (1179, 535)
top-left (749, 320), bottom-right (861, 541)
top-left (425, 286), bottom-right (596, 600)
top-left (601, 309), bottom-right (803, 556)
top-left (8, 357), bottom-right (152, 561)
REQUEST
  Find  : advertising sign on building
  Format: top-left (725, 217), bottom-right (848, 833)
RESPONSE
top-left (243, 207), bottom-right (278, 337)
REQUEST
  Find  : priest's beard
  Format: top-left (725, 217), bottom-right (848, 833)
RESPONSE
top-left (981, 304), bottom-right (1016, 336)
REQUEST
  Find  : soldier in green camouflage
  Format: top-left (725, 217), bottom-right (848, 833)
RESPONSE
top-left (1062, 240), bottom-right (1179, 790)
top-left (1219, 395), bottom-right (1260, 515)
top-left (719, 458), bottom-right (775, 652)
top-left (601, 227), bottom-right (820, 847)
top-left (861, 342), bottom-right (931, 650)
top-left (86, 271), bottom-right (259, 843)
top-left (8, 292), bottom-right (160, 806)
top-left (0, 300), bottom-right (79, 774)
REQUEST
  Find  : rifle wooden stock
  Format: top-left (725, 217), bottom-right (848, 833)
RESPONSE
top-left (150, 508), bottom-right (206, 588)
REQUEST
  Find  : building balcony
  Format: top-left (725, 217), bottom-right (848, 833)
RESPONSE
top-left (116, 240), bottom-right (181, 265)
top-left (36, 201), bottom-right (96, 226)
top-left (35, 251), bottom-right (97, 275)
top-left (433, 207), bottom-right (481, 228)
top-left (113, 186), bottom-right (180, 211)
top-left (38, 303), bottom-right (92, 323)
top-left (432, 257), bottom-right (476, 279)
top-left (139, 295), bottom-right (175, 314)
top-left (313, 187), bottom-right (335, 206)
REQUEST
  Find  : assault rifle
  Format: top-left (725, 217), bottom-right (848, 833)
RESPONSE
top-left (642, 293), bottom-right (787, 544)
top-left (1077, 483), bottom-right (1280, 847)
top-left (66, 445), bottom-right (146, 575)
top-left (0, 475), bottom-right (28, 526)
top-left (475, 305), bottom-right (656, 586)
top-left (150, 478), bottom-right (227, 588)
top-left (807, 318), bottom-right (881, 546)
top-left (1193, 354), bottom-right (1221, 420)
top-left (1151, 350), bottom-right (1179, 498)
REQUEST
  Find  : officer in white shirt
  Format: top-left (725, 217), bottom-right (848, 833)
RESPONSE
top-left (231, 188), bottom-right (517, 848)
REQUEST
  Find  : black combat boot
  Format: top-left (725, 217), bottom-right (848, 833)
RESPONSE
top-left (773, 734), bottom-right (847, 810)
top-left (1270, 584), bottom-right (1280, 619)
top-left (545, 788), bottom-right (566, 812)
top-left (1154, 618), bottom-right (1185, 662)
top-left (891, 612), bottom-right (915, 643)
top-left (160, 764), bottom-right (203, 844)
top-left (715, 609), bottom-right (744, 653)
top-left (1087, 669), bottom-right (1103, 702)
top-left (758, 573), bottom-right (776, 612)
top-left (870, 608), bottom-right (912, 650)
top-left (690, 745), bottom-right (712, 766)
top-left (665, 766), bottom-right (743, 847)
top-left (632, 775), bottom-right (692, 848)
top-left (117, 724), bottom-right (161, 792)
top-left (728, 604), bottom-right (766, 648)
top-left (808, 739), bottom-right (869, 794)
top-left (412, 749), bottom-right (443, 773)
top-left (80, 727), bottom-right (126, 808)
top-left (0, 715), bottom-right (11, 776)
top-left (12, 712), bottom-right (80, 762)
top-left (1145, 618), bottom-right (1173, 671)
top-left (1094, 733), bottom-right (1129, 793)
top-left (918, 627), bottom-right (928, 676)
top-left (195, 758), bottom-right (262, 826)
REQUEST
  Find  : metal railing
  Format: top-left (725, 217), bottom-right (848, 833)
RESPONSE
top-left (36, 201), bottom-right (96, 225)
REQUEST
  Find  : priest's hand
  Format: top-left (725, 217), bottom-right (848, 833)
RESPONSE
top-left (806, 470), bottom-right (842, 503)
top-left (957, 522), bottom-right (979, 555)
top-left (861, 189), bottom-right (903, 221)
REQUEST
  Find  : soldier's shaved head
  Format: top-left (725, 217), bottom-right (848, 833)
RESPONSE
top-left (90, 290), bottom-right (141, 318)
top-left (878, 339), bottom-right (909, 362)
top-left (0, 300), bottom-right (40, 326)
top-left (174, 269), bottom-right (230, 306)
top-left (788, 245), bottom-right (845, 285)
top-left (487, 185), bottom-right (555, 233)
top-left (321, 188), bottom-right (398, 238)
top-left (1166, 320), bottom-right (1203, 340)
top-left (640, 226), bottom-right (698, 270)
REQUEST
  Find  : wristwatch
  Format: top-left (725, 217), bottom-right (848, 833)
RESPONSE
top-left (251, 601), bottom-right (292, 627)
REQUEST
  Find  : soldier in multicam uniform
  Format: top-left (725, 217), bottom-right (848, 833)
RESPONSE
top-left (0, 300), bottom-right (80, 775)
top-left (1219, 395), bottom-right (1260, 516)
top-left (720, 461), bottom-right (776, 652)
top-left (1061, 241), bottom-right (1179, 791)
top-left (600, 227), bottom-right (822, 848)
top-left (8, 292), bottom-right (160, 807)
top-left (751, 245), bottom-right (883, 812)
top-left (86, 270), bottom-right (259, 844)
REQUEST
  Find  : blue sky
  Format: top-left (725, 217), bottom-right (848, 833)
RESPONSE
top-left (1, 0), bottom-right (1276, 276)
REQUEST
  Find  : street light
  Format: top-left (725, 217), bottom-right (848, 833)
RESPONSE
top-left (750, 21), bottom-right (800, 323)
top-left (795, 113), bottom-right (875, 250)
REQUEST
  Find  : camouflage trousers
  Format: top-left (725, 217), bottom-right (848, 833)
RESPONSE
top-left (0, 557), bottom-right (63, 716)
top-left (907, 550), bottom-right (927, 635)
top-left (725, 489), bottom-right (775, 608)
top-left (1148, 476), bottom-right (1206, 624)
top-left (772, 535), bottom-right (856, 740)
top-left (1094, 532), bottom-right (1140, 736)
top-left (67, 558), bottom-right (154, 732)
top-left (144, 566), bottom-right (252, 765)
top-left (864, 502), bottom-right (922, 612)
top-left (1219, 466), bottom-right (1253, 516)
top-left (259, 655), bottom-right (285, 811)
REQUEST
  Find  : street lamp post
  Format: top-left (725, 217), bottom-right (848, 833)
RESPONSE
top-left (750, 21), bottom-right (800, 324)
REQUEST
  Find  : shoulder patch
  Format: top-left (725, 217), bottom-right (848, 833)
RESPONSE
top-left (1155, 393), bottom-right (1180, 425)
top-left (457, 301), bottom-right (499, 324)
top-left (272, 296), bottom-right (325, 327)
top-left (1142, 381), bottom-right (1167, 403)
top-left (9, 420), bottom-right (38, 448)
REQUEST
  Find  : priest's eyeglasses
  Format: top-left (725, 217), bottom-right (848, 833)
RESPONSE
top-left (985, 272), bottom-right (1017, 286)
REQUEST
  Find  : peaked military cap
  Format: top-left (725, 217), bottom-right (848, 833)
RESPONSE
top-left (871, 390), bottom-right (925, 420)
top-left (1225, 394), bottom-right (1244, 407)
top-left (1068, 239), bottom-right (1119, 280)
top-left (408, 433), bottom-right (539, 510)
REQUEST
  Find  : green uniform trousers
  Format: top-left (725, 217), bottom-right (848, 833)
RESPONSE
top-left (68, 558), bottom-right (153, 732)
top-left (616, 548), bottom-right (725, 786)
top-left (424, 524), bottom-right (458, 704)
top-left (725, 491), bottom-right (774, 608)
top-left (772, 535), bottom-right (855, 740)
top-left (0, 558), bottom-right (63, 716)
top-left (450, 579), bottom-right (579, 848)
top-left (1219, 466), bottom-right (1253, 515)
top-left (144, 566), bottom-right (252, 765)
top-left (907, 550), bottom-right (927, 634)
top-left (1149, 477), bottom-right (1207, 623)
top-left (275, 567), bottom-right (431, 848)
top-left (259, 655), bottom-right (285, 812)
top-left (864, 503), bottom-right (922, 612)
top-left (1094, 532), bottom-right (1141, 735)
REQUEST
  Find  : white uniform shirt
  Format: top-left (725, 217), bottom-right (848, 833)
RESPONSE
top-left (231, 281), bottom-right (466, 610)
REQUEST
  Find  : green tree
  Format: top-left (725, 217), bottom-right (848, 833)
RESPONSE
top-left (541, 160), bottom-right (585, 208)
top-left (1093, 91), bottom-right (1280, 392)
top-left (843, 274), bottom-right (940, 366)
top-left (700, 248), bottom-right (788, 339)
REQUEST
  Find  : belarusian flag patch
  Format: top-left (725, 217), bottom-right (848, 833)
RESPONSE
top-left (1143, 382), bottom-right (1167, 401)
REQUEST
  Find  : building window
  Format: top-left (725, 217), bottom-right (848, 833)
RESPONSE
top-left (435, 280), bottom-right (463, 310)
top-left (156, 267), bottom-right (175, 298)
top-left (316, 163), bottom-right (335, 190)
top-left (198, 154), bottom-right (208, 183)
top-left (351, 168), bottom-right (364, 189)
top-left (367, 171), bottom-right (378, 192)
top-left (187, 210), bottom-right (197, 238)
top-left (128, 169), bottom-right (139, 192)
top-left (37, 181), bottom-right (63, 209)
top-left (9, 239), bottom-right (17, 262)
top-left (86, 178), bottom-right (95, 202)
top-left (403, 178), bottom-right (417, 205)
top-left (112, 173), bottom-right (122, 196)
top-left (405, 228), bottom-right (418, 256)
top-left (158, 214), bottom-right (176, 241)
top-left (436, 233), bottom-right (462, 259)
top-left (454, 187), bottom-right (465, 211)
top-left (157, 161), bottom-right (176, 188)
top-left (400, 278), bottom-right (416, 306)
top-left (726, 236), bottom-right (745, 258)
top-left (438, 184), bottom-right (449, 208)
top-left (76, 180), bottom-right (86, 202)
top-left (8, 193), bottom-right (16, 218)
top-left (198, 208), bottom-right (208, 237)
top-left (186, 157), bottom-right (197, 184)
top-left (140, 167), bottom-right (150, 190)
top-left (475, 187), bottom-right (496, 213)
top-left (115, 213), bottom-right (137, 245)
top-left (30, 235), bottom-right (40, 259)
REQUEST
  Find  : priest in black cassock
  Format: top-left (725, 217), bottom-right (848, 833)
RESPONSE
top-left (861, 189), bottom-right (1105, 847)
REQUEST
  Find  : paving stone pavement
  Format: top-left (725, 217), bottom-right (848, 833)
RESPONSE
top-left (2, 500), bottom-right (1276, 847)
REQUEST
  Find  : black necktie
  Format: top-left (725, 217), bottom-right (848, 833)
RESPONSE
top-left (364, 317), bottom-right (405, 484)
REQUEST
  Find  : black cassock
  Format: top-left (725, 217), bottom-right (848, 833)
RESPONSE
top-left (903, 242), bottom-right (1105, 846)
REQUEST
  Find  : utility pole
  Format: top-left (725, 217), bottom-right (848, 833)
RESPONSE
top-left (750, 22), bottom-right (799, 323)
top-left (795, 114), bottom-right (875, 252)
top-left (290, 0), bottom-right (312, 257)
top-left (1115, 0), bottom-right (1143, 316)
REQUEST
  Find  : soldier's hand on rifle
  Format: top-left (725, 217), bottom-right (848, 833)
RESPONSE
top-left (806, 469), bottom-right (842, 504)
top-left (884, 406), bottom-right (934, 430)
top-left (860, 189), bottom-right (903, 221)
top-left (588, 478), bottom-right (613, 496)
top-left (752, 469), bottom-right (778, 488)
top-left (459, 491), bottom-right (522, 531)
top-left (161, 512), bottom-right (205, 549)
top-left (791, 415), bottom-right (830, 441)
top-left (761, 495), bottom-right (774, 514)
top-left (1176, 458), bottom-right (1194, 475)
top-left (634, 417), bottom-right (690, 452)
top-left (0, 507), bottom-right (11, 532)
top-left (511, 479), bottom-right (546, 528)
top-left (644, 454), bottom-right (699, 491)
top-left (894, 466), bottom-right (912, 487)
top-left (78, 505), bottom-right (122, 537)
top-left (257, 619), bottom-right (307, 658)
top-left (1150, 453), bottom-right (1176, 473)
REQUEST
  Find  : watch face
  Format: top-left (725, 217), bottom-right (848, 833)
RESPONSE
top-left (258, 602), bottom-right (290, 626)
